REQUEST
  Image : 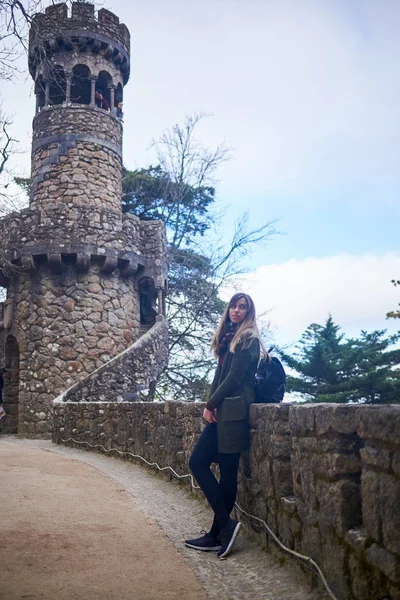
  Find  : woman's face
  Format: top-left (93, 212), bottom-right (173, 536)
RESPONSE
top-left (229, 297), bottom-right (248, 324)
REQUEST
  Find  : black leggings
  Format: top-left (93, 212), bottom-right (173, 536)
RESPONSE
top-left (189, 423), bottom-right (240, 534)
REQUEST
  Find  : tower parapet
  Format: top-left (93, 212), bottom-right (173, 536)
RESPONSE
top-left (30, 3), bottom-right (130, 58)
top-left (29, 2), bottom-right (130, 114)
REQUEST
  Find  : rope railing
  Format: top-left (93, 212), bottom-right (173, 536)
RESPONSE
top-left (60, 436), bottom-right (339, 600)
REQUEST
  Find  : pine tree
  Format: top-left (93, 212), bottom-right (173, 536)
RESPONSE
top-left (345, 330), bottom-right (400, 403)
top-left (387, 279), bottom-right (400, 320)
top-left (281, 316), bottom-right (400, 404)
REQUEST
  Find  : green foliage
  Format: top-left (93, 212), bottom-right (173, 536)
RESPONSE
top-left (122, 115), bottom-right (275, 401)
top-left (122, 166), bottom-right (224, 400)
top-left (13, 176), bottom-right (30, 194)
top-left (387, 279), bottom-right (400, 320)
top-left (122, 166), bottom-right (168, 220)
top-left (166, 246), bottom-right (226, 399)
top-left (122, 166), bottom-right (215, 248)
top-left (281, 315), bottom-right (400, 404)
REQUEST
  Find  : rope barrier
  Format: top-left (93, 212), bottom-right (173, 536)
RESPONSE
top-left (60, 436), bottom-right (339, 600)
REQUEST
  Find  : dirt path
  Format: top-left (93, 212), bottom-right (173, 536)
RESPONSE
top-left (0, 438), bottom-right (207, 600)
top-left (0, 437), bottom-right (329, 600)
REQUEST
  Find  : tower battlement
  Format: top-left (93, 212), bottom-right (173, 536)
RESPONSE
top-left (29, 2), bottom-right (130, 85)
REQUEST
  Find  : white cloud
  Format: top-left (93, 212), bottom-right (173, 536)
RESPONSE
top-left (111, 0), bottom-right (400, 204)
top-left (227, 253), bottom-right (400, 348)
top-left (3, 0), bottom-right (400, 208)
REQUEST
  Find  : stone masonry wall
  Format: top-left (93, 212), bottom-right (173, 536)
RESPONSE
top-left (53, 402), bottom-right (400, 600)
top-left (136, 219), bottom-right (169, 288)
top-left (30, 3), bottom-right (130, 59)
top-left (55, 316), bottom-right (168, 403)
top-left (10, 263), bottom-right (139, 436)
top-left (1, 207), bottom-right (166, 269)
top-left (31, 106), bottom-right (122, 213)
top-left (33, 106), bottom-right (122, 147)
top-left (0, 322), bottom-right (4, 367)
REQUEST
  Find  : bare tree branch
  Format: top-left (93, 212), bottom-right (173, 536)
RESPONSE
top-left (0, 0), bottom-right (40, 79)
top-left (0, 111), bottom-right (15, 175)
top-left (0, 105), bottom-right (29, 284)
top-left (128, 113), bottom-right (279, 400)
top-left (152, 113), bottom-right (230, 250)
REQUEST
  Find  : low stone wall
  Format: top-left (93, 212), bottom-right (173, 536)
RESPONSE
top-left (53, 402), bottom-right (400, 600)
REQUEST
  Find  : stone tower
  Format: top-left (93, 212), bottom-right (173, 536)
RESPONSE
top-left (0, 3), bottom-right (168, 436)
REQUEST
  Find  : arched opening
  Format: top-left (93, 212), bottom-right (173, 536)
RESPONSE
top-left (35, 75), bottom-right (45, 113)
top-left (48, 65), bottom-right (66, 106)
top-left (71, 64), bottom-right (91, 105)
top-left (2, 335), bottom-right (19, 434)
top-left (113, 82), bottom-right (124, 118)
top-left (138, 277), bottom-right (157, 326)
top-left (96, 70), bottom-right (112, 108)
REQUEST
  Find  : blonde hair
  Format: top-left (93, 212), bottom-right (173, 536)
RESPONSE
top-left (211, 293), bottom-right (267, 357)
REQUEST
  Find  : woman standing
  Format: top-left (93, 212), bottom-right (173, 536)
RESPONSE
top-left (113, 101), bottom-right (124, 120)
top-left (185, 293), bottom-right (264, 560)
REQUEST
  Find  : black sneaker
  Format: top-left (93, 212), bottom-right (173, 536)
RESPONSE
top-left (217, 518), bottom-right (242, 559)
top-left (185, 531), bottom-right (221, 551)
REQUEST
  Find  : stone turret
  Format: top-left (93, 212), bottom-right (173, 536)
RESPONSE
top-left (29, 2), bottom-right (130, 109)
top-left (0, 2), bottom-right (168, 436)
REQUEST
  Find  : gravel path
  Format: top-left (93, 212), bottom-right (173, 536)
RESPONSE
top-left (1, 437), bottom-right (330, 600)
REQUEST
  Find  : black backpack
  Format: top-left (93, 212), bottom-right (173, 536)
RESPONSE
top-left (254, 348), bottom-right (286, 404)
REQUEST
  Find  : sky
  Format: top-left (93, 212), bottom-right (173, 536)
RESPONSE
top-left (1, 0), bottom-right (399, 349)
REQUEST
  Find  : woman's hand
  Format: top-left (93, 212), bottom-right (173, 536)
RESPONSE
top-left (203, 407), bottom-right (217, 423)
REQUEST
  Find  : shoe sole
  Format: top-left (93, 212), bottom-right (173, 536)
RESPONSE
top-left (185, 542), bottom-right (221, 551)
top-left (218, 522), bottom-right (242, 560)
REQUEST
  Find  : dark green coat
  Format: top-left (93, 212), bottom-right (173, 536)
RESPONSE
top-left (206, 337), bottom-right (260, 454)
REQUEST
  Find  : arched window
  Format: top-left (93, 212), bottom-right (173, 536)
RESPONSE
top-left (138, 277), bottom-right (157, 326)
top-left (96, 70), bottom-right (112, 108)
top-left (71, 64), bottom-right (91, 105)
top-left (48, 65), bottom-right (66, 105)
